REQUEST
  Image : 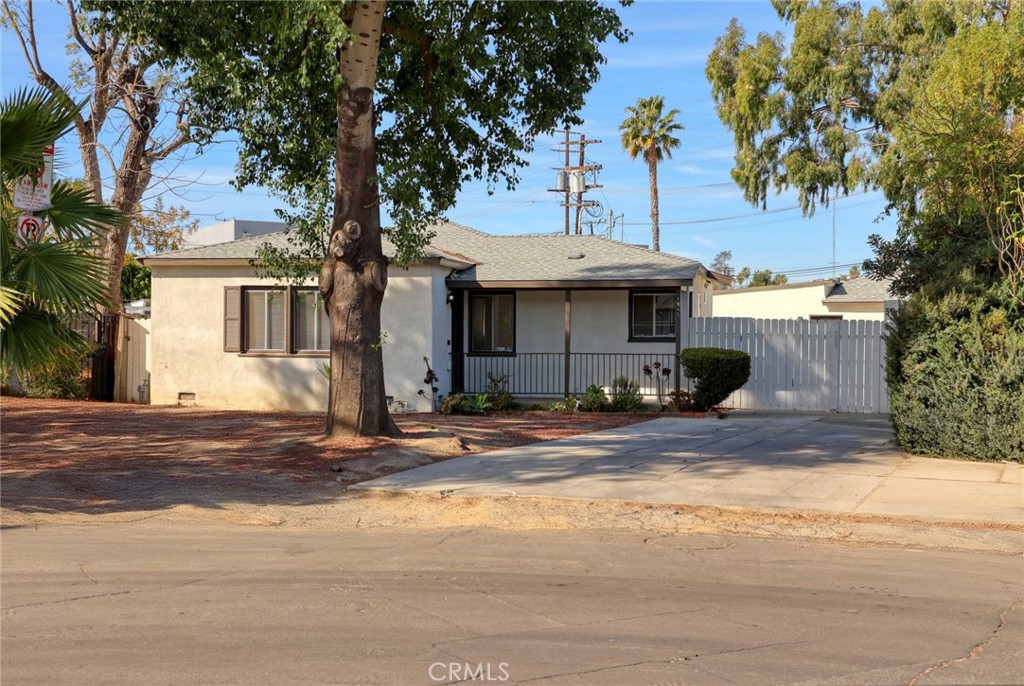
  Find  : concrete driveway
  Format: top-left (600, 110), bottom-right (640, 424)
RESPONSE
top-left (355, 413), bottom-right (1023, 526)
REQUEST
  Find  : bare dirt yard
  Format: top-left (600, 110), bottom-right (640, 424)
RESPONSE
top-left (1, 397), bottom-right (654, 527)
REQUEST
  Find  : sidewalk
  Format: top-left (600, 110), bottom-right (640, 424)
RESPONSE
top-left (355, 413), bottom-right (1023, 527)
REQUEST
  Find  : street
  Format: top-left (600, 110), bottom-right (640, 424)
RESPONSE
top-left (2, 523), bottom-right (1021, 685)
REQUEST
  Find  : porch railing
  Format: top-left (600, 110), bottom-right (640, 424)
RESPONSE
top-left (455, 352), bottom-right (678, 398)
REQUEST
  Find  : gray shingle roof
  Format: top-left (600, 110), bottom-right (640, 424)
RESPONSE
top-left (147, 221), bottom-right (703, 283)
top-left (824, 276), bottom-right (896, 303)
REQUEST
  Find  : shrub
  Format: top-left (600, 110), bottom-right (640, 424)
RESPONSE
top-left (548, 395), bottom-right (579, 412)
top-left (440, 394), bottom-right (467, 415)
top-left (609, 375), bottom-right (645, 412)
top-left (485, 373), bottom-right (515, 411)
top-left (667, 389), bottom-right (695, 412)
top-left (15, 349), bottom-right (91, 399)
top-left (885, 277), bottom-right (1024, 462)
top-left (678, 348), bottom-right (750, 411)
top-left (578, 384), bottom-right (608, 412)
top-left (463, 393), bottom-right (493, 414)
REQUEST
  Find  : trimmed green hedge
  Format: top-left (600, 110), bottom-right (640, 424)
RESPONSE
top-left (886, 280), bottom-right (1024, 462)
top-left (678, 348), bottom-right (751, 411)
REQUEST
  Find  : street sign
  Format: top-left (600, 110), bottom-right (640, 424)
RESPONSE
top-left (16, 215), bottom-right (44, 242)
top-left (13, 144), bottom-right (54, 211)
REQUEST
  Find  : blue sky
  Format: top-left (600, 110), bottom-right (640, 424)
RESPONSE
top-left (2, 1), bottom-right (897, 280)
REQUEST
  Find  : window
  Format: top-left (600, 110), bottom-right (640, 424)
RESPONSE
top-left (630, 291), bottom-right (677, 340)
top-left (245, 288), bottom-right (286, 351)
top-left (293, 289), bottom-right (330, 352)
top-left (470, 293), bottom-right (514, 353)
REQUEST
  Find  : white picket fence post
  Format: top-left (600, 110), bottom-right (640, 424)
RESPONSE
top-left (685, 317), bottom-right (888, 414)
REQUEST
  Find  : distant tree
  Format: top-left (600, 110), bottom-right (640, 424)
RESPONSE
top-left (620, 95), bottom-right (683, 252)
top-left (1, 88), bottom-right (116, 375)
top-left (843, 265), bottom-right (861, 280)
top-left (734, 266), bottom-right (750, 288)
top-left (120, 255), bottom-right (151, 301)
top-left (749, 269), bottom-right (788, 287)
top-left (710, 249), bottom-right (733, 275)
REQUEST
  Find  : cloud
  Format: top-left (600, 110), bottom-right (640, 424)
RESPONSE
top-left (691, 234), bottom-right (717, 249)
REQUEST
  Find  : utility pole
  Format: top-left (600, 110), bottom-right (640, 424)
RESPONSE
top-left (550, 128), bottom-right (603, 235)
top-left (606, 209), bottom-right (624, 240)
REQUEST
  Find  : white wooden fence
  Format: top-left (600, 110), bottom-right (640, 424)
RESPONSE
top-left (685, 317), bottom-right (888, 413)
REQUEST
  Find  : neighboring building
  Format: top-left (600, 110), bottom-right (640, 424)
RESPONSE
top-left (142, 221), bottom-right (726, 412)
top-left (712, 276), bottom-right (899, 321)
top-left (182, 218), bottom-right (285, 248)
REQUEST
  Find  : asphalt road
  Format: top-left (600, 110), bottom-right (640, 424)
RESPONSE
top-left (2, 523), bottom-right (1022, 686)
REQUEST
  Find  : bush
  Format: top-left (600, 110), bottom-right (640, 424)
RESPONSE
top-left (548, 395), bottom-right (579, 412)
top-left (886, 278), bottom-right (1024, 462)
top-left (440, 394), bottom-right (467, 415)
top-left (578, 384), bottom-right (608, 412)
top-left (609, 376), bottom-right (645, 412)
top-left (668, 389), bottom-right (695, 412)
top-left (485, 373), bottom-right (515, 411)
top-left (678, 348), bottom-right (750, 411)
top-left (11, 350), bottom-right (91, 399)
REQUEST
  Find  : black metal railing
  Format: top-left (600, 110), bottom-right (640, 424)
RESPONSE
top-left (455, 351), bottom-right (678, 398)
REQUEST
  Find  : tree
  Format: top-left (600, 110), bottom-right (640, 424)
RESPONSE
top-left (843, 265), bottom-right (860, 280)
top-left (710, 249), bottom-right (733, 275)
top-left (734, 266), bottom-right (751, 288)
top-left (1, 87), bottom-right (117, 375)
top-left (104, 0), bottom-right (628, 436)
top-left (2, 0), bottom-right (199, 309)
top-left (705, 0), bottom-right (1023, 300)
top-left (749, 269), bottom-right (788, 287)
top-left (619, 95), bottom-right (683, 252)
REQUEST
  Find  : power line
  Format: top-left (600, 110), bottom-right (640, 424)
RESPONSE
top-left (626, 191), bottom-right (873, 227)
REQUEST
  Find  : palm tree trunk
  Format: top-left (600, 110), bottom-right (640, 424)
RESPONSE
top-left (648, 157), bottom-right (660, 252)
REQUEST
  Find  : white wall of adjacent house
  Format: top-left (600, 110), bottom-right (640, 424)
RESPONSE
top-left (147, 263), bottom-right (445, 412)
top-left (713, 282), bottom-right (833, 319)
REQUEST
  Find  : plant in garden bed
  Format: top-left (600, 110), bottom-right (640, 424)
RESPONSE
top-left (485, 372), bottom-right (515, 411)
top-left (417, 357), bottom-right (440, 412)
top-left (609, 375), bottom-right (645, 413)
top-left (578, 384), bottom-right (608, 412)
top-left (678, 348), bottom-right (750, 412)
top-left (548, 395), bottom-right (580, 412)
top-left (668, 389), bottom-right (696, 413)
top-left (643, 362), bottom-right (672, 409)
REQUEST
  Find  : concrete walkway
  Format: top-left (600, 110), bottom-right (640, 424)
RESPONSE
top-left (355, 414), bottom-right (1023, 526)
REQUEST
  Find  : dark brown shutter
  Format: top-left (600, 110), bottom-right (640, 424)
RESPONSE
top-left (224, 286), bottom-right (242, 352)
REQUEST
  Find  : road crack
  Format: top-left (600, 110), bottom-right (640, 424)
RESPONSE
top-left (907, 596), bottom-right (1023, 686)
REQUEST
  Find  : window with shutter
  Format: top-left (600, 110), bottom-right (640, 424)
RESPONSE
top-left (224, 286), bottom-right (241, 352)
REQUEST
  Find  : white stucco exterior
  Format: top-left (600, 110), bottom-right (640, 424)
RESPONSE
top-left (148, 263), bottom-right (449, 412)
top-left (712, 281), bottom-right (886, 321)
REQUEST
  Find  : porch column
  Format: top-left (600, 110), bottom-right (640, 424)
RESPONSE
top-left (675, 286), bottom-right (689, 395)
top-left (564, 289), bottom-right (571, 398)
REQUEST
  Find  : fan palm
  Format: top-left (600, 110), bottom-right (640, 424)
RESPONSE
top-left (1, 87), bottom-right (117, 376)
top-left (620, 96), bottom-right (683, 252)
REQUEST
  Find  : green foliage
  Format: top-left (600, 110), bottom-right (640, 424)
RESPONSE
top-left (667, 389), bottom-right (695, 412)
top-left (440, 393), bottom-right (467, 416)
top-left (706, 2), bottom-right (1023, 297)
top-left (464, 393), bottom-right (493, 414)
top-left (548, 395), bottom-right (580, 413)
top-left (16, 349), bottom-right (91, 399)
top-left (485, 373), bottom-right (515, 412)
top-left (578, 384), bottom-right (608, 412)
top-left (121, 254), bottom-right (151, 301)
top-left (609, 376), bottom-right (645, 413)
top-left (749, 269), bottom-right (788, 287)
top-left (885, 275), bottom-right (1023, 462)
top-left (1, 87), bottom-right (116, 376)
top-left (679, 348), bottom-right (751, 411)
top-left (103, 1), bottom-right (629, 271)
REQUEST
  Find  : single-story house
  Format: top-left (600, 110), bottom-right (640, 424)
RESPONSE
top-left (142, 221), bottom-right (728, 412)
top-left (712, 276), bottom-right (900, 321)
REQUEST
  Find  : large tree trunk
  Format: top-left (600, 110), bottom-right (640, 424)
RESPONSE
top-left (319, 0), bottom-right (397, 437)
top-left (648, 156), bottom-right (660, 252)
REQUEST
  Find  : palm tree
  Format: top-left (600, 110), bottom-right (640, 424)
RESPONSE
top-left (620, 96), bottom-right (683, 252)
top-left (1, 87), bottom-right (117, 377)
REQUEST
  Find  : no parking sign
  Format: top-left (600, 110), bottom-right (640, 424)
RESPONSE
top-left (16, 215), bottom-right (44, 242)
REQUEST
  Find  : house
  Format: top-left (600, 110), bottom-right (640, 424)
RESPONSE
top-left (712, 276), bottom-right (899, 321)
top-left (142, 221), bottom-right (727, 412)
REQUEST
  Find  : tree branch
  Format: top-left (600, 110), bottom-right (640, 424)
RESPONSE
top-left (66, 0), bottom-right (97, 55)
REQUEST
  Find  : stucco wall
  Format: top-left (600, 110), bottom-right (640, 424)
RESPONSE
top-left (713, 283), bottom-right (834, 319)
top-left (149, 263), bottom-right (445, 412)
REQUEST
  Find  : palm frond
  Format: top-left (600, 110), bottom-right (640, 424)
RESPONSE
top-left (46, 181), bottom-right (120, 242)
top-left (0, 307), bottom-right (86, 373)
top-left (12, 240), bottom-right (110, 315)
top-left (0, 87), bottom-right (82, 185)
